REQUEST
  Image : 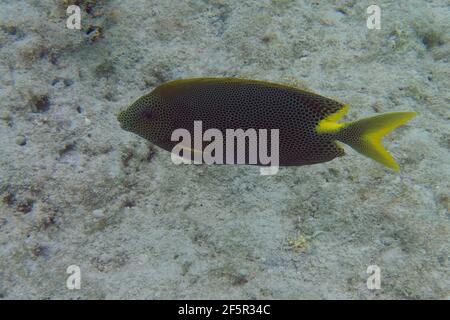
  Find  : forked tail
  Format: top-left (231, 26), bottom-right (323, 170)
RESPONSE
top-left (337, 112), bottom-right (416, 171)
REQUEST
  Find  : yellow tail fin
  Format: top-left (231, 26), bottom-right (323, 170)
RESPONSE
top-left (337, 112), bottom-right (416, 171)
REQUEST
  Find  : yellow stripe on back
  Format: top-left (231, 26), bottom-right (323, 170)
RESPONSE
top-left (315, 105), bottom-right (349, 134)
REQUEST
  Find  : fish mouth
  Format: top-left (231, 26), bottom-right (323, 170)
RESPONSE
top-left (117, 110), bottom-right (126, 128)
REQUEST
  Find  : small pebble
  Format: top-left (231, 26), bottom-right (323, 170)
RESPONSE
top-left (63, 79), bottom-right (74, 87)
top-left (92, 209), bottom-right (105, 219)
top-left (16, 135), bottom-right (26, 146)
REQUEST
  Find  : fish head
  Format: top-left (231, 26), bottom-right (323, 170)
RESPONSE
top-left (117, 93), bottom-right (170, 142)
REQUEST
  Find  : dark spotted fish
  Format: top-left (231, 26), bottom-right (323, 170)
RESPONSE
top-left (118, 78), bottom-right (416, 170)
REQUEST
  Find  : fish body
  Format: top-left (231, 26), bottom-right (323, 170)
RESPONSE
top-left (118, 78), bottom-right (416, 170)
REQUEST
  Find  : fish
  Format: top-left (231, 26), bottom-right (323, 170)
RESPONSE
top-left (117, 78), bottom-right (416, 171)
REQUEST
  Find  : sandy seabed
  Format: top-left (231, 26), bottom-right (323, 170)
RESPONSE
top-left (0, 0), bottom-right (449, 299)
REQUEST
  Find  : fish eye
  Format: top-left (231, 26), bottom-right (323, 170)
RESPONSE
top-left (140, 110), bottom-right (154, 120)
